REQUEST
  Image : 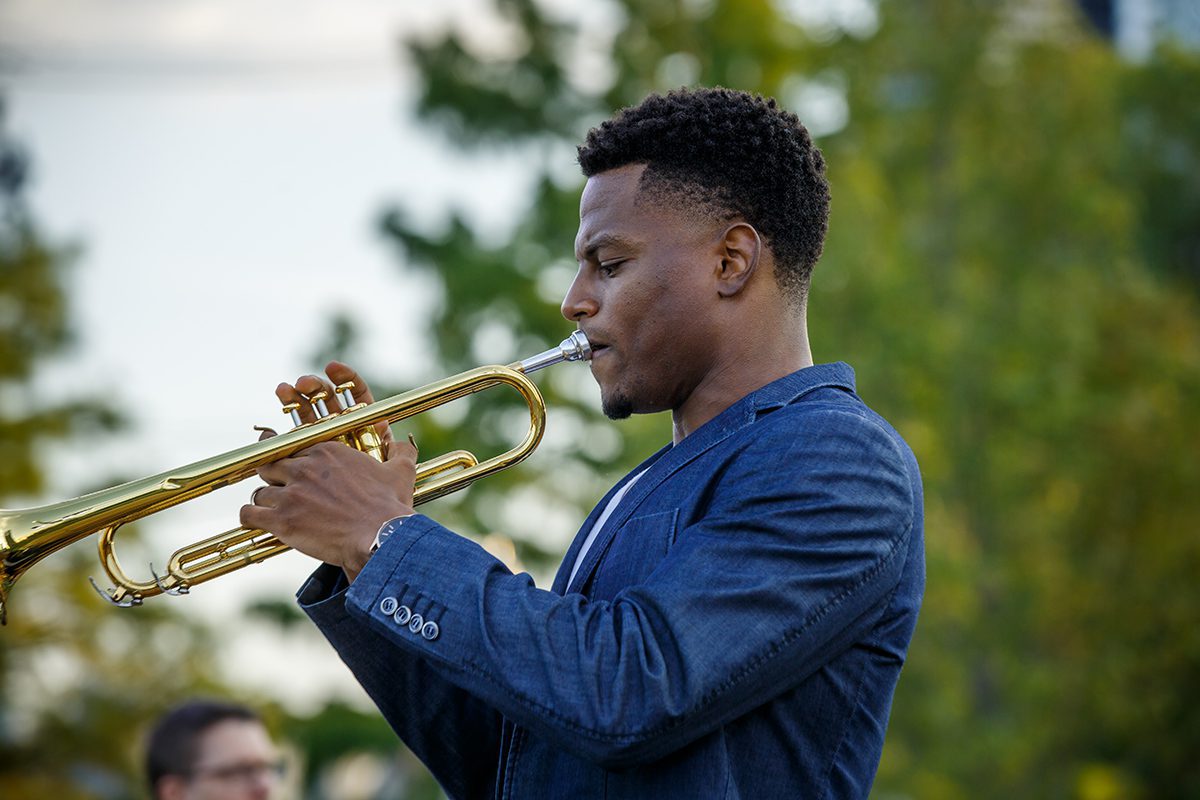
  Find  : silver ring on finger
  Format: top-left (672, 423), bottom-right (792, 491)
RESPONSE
top-left (251, 486), bottom-right (266, 505)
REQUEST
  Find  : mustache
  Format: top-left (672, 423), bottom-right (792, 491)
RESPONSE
top-left (580, 328), bottom-right (612, 349)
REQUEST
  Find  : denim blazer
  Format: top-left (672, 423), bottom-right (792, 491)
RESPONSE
top-left (299, 362), bottom-right (925, 799)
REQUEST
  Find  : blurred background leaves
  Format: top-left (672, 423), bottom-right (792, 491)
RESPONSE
top-left (2, 0), bottom-right (1199, 797)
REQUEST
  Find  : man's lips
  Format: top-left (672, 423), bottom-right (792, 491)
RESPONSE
top-left (581, 331), bottom-right (610, 359)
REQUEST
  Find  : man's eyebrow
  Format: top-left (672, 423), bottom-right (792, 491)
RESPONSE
top-left (577, 233), bottom-right (639, 261)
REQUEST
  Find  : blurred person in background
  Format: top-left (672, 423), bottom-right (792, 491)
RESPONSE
top-left (144, 699), bottom-right (285, 800)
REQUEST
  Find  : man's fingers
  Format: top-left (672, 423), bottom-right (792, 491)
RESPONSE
top-left (325, 361), bottom-right (396, 446)
top-left (383, 438), bottom-right (419, 507)
top-left (275, 381), bottom-right (316, 426)
top-left (270, 363), bottom-right (393, 447)
top-left (273, 373), bottom-right (346, 428)
top-left (239, 502), bottom-right (273, 533)
top-left (256, 459), bottom-right (291, 486)
top-left (249, 485), bottom-right (282, 508)
top-left (387, 436), bottom-right (419, 463)
top-left (326, 361), bottom-right (375, 405)
top-left (294, 373), bottom-right (342, 417)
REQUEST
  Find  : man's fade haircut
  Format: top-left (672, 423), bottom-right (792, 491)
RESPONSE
top-left (577, 87), bottom-right (831, 304)
top-left (144, 699), bottom-right (261, 792)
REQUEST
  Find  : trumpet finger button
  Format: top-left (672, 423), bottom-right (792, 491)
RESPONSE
top-left (282, 402), bottom-right (302, 428)
top-left (308, 391), bottom-right (330, 418)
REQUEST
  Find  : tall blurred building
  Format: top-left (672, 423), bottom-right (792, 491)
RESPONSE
top-left (1076, 0), bottom-right (1200, 56)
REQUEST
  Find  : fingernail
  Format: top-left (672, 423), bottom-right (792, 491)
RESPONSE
top-left (407, 433), bottom-right (418, 450)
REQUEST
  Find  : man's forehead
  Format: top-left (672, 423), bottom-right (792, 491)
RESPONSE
top-left (580, 163), bottom-right (646, 214)
top-left (198, 719), bottom-right (274, 757)
top-left (576, 164), bottom-right (648, 253)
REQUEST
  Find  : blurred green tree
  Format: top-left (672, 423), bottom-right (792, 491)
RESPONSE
top-left (330, 0), bottom-right (1200, 797)
top-left (1118, 44), bottom-right (1200, 291)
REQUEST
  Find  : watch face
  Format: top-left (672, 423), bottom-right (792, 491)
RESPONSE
top-left (373, 516), bottom-right (406, 552)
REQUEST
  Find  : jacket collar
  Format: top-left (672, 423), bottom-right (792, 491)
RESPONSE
top-left (553, 362), bottom-right (856, 596)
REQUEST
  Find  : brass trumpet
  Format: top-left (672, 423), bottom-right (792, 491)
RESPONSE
top-left (0, 332), bottom-right (591, 624)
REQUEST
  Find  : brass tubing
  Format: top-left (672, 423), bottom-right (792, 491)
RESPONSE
top-left (0, 333), bottom-right (590, 623)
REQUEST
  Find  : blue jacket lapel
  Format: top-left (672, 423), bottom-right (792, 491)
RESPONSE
top-left (550, 445), bottom-right (670, 595)
top-left (559, 363), bottom-right (857, 596)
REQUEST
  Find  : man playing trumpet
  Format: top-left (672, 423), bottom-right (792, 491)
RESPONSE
top-left (242, 87), bottom-right (924, 799)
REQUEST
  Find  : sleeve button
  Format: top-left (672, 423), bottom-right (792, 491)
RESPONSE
top-left (421, 620), bottom-right (440, 641)
top-left (407, 613), bottom-right (424, 634)
top-left (394, 605), bottom-right (412, 625)
top-left (379, 597), bottom-right (399, 616)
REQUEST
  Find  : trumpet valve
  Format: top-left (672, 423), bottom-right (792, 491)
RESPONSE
top-left (282, 402), bottom-right (302, 428)
top-left (307, 391), bottom-right (331, 418)
top-left (335, 382), bottom-right (357, 410)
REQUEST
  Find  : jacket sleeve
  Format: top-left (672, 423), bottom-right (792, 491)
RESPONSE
top-left (299, 565), bottom-right (503, 799)
top-left (337, 408), bottom-right (916, 770)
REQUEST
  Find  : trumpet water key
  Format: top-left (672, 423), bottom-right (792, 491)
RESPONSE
top-left (0, 332), bottom-right (591, 624)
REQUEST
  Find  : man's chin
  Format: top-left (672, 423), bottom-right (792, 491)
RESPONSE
top-left (601, 391), bottom-right (634, 421)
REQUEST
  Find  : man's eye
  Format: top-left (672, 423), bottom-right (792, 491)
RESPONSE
top-left (599, 259), bottom-right (624, 275)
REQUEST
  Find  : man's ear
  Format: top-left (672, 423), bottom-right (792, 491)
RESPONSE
top-left (715, 222), bottom-right (762, 298)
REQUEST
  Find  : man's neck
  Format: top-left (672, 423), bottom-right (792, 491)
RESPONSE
top-left (670, 316), bottom-right (812, 444)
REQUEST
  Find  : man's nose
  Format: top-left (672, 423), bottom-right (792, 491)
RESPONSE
top-left (560, 269), bottom-right (598, 321)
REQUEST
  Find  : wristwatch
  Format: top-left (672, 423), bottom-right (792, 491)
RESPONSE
top-left (370, 515), bottom-right (414, 555)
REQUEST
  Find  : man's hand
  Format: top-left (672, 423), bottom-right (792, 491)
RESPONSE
top-left (240, 362), bottom-right (417, 581)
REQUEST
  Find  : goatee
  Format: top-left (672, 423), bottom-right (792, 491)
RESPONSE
top-left (602, 391), bottom-right (634, 420)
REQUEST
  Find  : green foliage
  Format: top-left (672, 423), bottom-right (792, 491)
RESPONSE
top-left (1118, 44), bottom-right (1200, 289)
top-left (373, 0), bottom-right (1200, 796)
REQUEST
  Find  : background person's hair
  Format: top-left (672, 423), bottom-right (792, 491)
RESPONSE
top-left (577, 86), bottom-right (831, 304)
top-left (144, 699), bottom-right (261, 793)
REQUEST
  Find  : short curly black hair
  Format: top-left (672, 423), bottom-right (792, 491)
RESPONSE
top-left (577, 87), bottom-right (830, 303)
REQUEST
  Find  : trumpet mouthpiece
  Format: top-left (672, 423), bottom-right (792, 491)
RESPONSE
top-left (517, 331), bottom-right (592, 374)
top-left (561, 331), bottom-right (592, 362)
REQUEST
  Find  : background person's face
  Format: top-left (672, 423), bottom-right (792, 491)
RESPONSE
top-left (180, 720), bottom-right (282, 800)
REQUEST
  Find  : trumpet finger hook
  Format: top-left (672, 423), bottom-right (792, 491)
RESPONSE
top-left (149, 563), bottom-right (190, 596)
top-left (88, 577), bottom-right (142, 608)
